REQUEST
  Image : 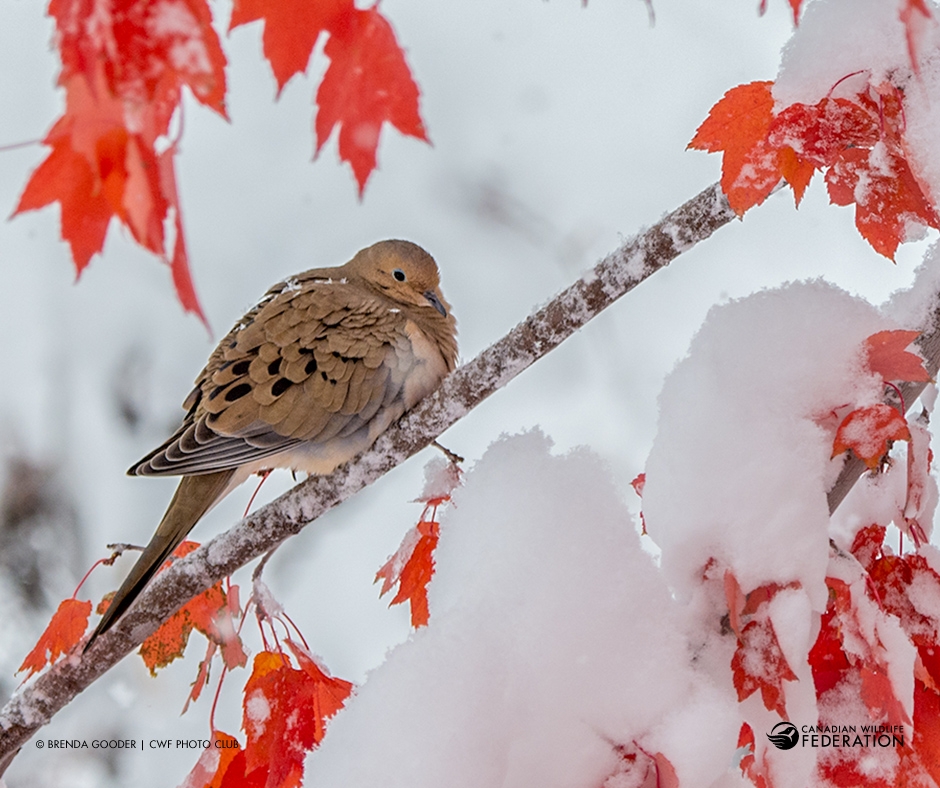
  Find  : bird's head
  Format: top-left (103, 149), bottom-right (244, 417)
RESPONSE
top-left (351, 239), bottom-right (452, 319)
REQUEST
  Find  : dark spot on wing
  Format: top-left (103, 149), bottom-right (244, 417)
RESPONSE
top-left (225, 383), bottom-right (252, 402)
top-left (271, 378), bottom-right (293, 397)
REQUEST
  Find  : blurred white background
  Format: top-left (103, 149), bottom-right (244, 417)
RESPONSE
top-left (0, 0), bottom-right (934, 785)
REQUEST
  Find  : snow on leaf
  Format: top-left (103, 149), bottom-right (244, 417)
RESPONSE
top-left (863, 329), bottom-right (930, 383)
top-left (240, 648), bottom-right (352, 788)
top-left (315, 7), bottom-right (429, 196)
top-left (731, 614), bottom-right (798, 718)
top-left (17, 598), bottom-right (92, 679)
top-left (832, 404), bottom-right (911, 470)
top-left (49, 0), bottom-right (227, 118)
top-left (694, 78), bottom-right (938, 258)
top-left (825, 143), bottom-right (938, 260)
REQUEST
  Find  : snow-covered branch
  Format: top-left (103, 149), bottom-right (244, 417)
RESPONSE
top-left (0, 182), bottom-right (736, 772)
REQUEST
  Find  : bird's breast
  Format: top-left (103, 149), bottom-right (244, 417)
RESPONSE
top-left (400, 319), bottom-right (450, 409)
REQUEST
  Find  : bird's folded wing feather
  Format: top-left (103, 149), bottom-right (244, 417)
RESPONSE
top-left (130, 277), bottom-right (414, 477)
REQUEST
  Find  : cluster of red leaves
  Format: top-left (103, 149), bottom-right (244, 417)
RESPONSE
top-left (15, 0), bottom-right (228, 323)
top-left (832, 330), bottom-right (930, 471)
top-left (689, 77), bottom-right (939, 259)
top-left (184, 641), bottom-right (353, 788)
top-left (729, 537), bottom-right (940, 788)
top-left (17, 0), bottom-right (427, 318)
top-left (705, 328), bottom-right (940, 788)
top-left (16, 541), bottom-right (246, 690)
top-left (806, 525), bottom-right (940, 787)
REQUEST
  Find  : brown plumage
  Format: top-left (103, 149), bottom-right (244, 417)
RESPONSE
top-left (86, 240), bottom-right (457, 650)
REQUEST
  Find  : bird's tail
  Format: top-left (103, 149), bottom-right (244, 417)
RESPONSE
top-left (85, 470), bottom-right (236, 652)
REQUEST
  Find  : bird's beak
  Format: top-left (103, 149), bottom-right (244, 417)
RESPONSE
top-left (424, 290), bottom-right (448, 317)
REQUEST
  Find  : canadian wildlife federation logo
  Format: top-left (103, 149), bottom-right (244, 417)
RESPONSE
top-left (766, 722), bottom-right (799, 750)
top-left (766, 722), bottom-right (905, 750)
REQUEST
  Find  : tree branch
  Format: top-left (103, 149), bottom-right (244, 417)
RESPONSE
top-left (0, 182), bottom-right (735, 772)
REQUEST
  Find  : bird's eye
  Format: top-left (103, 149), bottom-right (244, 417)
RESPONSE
top-left (392, 269), bottom-right (407, 282)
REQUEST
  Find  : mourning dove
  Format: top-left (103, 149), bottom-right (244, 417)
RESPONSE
top-left (86, 240), bottom-right (457, 649)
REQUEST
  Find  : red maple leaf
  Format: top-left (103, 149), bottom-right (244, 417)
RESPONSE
top-left (230, 0), bottom-right (352, 94)
top-left (736, 722), bottom-right (772, 788)
top-left (376, 517), bottom-right (440, 628)
top-left (863, 329), bottom-right (930, 383)
top-left (237, 647), bottom-right (352, 788)
top-left (758, 0), bottom-right (805, 25)
top-left (688, 81), bottom-right (782, 216)
top-left (826, 144), bottom-right (937, 259)
top-left (832, 404), bottom-right (911, 470)
top-left (731, 614), bottom-right (798, 718)
top-left (315, 7), bottom-right (429, 195)
top-left (18, 598), bottom-right (92, 679)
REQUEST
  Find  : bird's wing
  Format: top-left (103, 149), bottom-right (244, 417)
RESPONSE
top-left (130, 277), bottom-right (417, 477)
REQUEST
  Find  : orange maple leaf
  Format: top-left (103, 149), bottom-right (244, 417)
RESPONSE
top-left (315, 7), bottom-right (429, 195)
top-left (136, 542), bottom-right (246, 675)
top-left (230, 0), bottom-right (352, 94)
top-left (832, 404), bottom-right (911, 470)
top-left (18, 598), bottom-right (92, 679)
top-left (688, 81), bottom-right (781, 216)
top-left (863, 329), bottom-right (930, 383)
top-left (178, 730), bottom-right (242, 788)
